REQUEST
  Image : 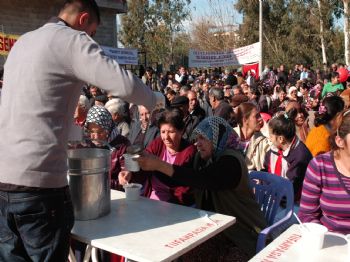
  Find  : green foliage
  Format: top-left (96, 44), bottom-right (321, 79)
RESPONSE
top-left (234, 0), bottom-right (344, 68)
top-left (120, 0), bottom-right (345, 70)
top-left (120, 0), bottom-right (191, 69)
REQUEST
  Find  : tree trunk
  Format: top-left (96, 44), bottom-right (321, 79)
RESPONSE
top-left (344, 0), bottom-right (350, 65)
top-left (317, 0), bottom-right (327, 70)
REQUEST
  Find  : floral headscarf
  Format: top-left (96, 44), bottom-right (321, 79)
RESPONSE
top-left (193, 116), bottom-right (241, 156)
top-left (85, 106), bottom-right (114, 133)
top-left (85, 105), bottom-right (121, 144)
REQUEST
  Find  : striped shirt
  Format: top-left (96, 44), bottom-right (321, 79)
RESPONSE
top-left (299, 152), bottom-right (350, 234)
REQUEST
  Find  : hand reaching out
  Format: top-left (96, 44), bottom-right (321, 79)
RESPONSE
top-left (118, 170), bottom-right (132, 186)
top-left (136, 152), bottom-right (161, 171)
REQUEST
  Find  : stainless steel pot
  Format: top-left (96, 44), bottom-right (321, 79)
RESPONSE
top-left (67, 148), bottom-right (111, 221)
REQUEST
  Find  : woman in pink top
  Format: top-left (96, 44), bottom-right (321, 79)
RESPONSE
top-left (119, 109), bottom-right (196, 206)
top-left (299, 110), bottom-right (350, 234)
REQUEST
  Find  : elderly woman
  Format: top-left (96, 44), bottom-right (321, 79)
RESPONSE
top-left (119, 109), bottom-right (197, 206)
top-left (299, 110), bottom-right (350, 234)
top-left (84, 105), bottom-right (130, 190)
top-left (287, 86), bottom-right (299, 102)
top-left (234, 102), bottom-right (270, 171)
top-left (126, 117), bottom-right (267, 258)
top-left (105, 98), bottom-right (130, 137)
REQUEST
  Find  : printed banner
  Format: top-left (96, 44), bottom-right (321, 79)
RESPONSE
top-left (0, 32), bottom-right (20, 56)
top-left (189, 42), bottom-right (261, 68)
top-left (101, 46), bottom-right (138, 65)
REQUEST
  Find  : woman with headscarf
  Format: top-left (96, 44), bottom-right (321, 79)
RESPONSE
top-left (121, 116), bottom-right (267, 258)
top-left (287, 86), bottom-right (298, 101)
top-left (84, 105), bottom-right (130, 189)
top-left (72, 106), bottom-right (130, 261)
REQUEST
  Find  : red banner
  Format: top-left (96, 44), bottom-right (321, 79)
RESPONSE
top-left (0, 32), bottom-right (19, 56)
top-left (243, 63), bottom-right (260, 80)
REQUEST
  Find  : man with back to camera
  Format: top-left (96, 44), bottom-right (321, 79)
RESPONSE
top-left (0, 0), bottom-right (158, 261)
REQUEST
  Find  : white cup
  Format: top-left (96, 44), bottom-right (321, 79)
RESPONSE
top-left (301, 223), bottom-right (328, 250)
top-left (123, 153), bottom-right (140, 172)
top-left (123, 183), bottom-right (142, 200)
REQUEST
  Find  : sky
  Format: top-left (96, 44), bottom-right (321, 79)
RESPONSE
top-left (188, 0), bottom-right (242, 24)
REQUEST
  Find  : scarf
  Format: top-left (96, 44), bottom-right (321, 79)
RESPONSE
top-left (192, 116), bottom-right (241, 156)
top-left (85, 105), bottom-right (118, 142)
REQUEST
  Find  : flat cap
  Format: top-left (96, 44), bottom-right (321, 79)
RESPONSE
top-left (170, 95), bottom-right (189, 107)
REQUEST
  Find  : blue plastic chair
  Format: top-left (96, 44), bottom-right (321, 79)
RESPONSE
top-left (249, 171), bottom-right (294, 253)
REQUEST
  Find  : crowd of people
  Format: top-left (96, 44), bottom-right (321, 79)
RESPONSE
top-left (0, 0), bottom-right (349, 261)
top-left (63, 62), bottom-right (350, 260)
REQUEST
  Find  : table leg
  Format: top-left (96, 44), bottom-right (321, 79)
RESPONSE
top-left (92, 247), bottom-right (99, 262)
top-left (68, 247), bottom-right (77, 262)
top-left (83, 245), bottom-right (93, 262)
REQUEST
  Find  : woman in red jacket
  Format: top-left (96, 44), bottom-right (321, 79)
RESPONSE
top-left (119, 108), bottom-right (196, 206)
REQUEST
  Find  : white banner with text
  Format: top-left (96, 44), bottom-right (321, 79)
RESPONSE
top-left (101, 46), bottom-right (138, 65)
top-left (189, 42), bottom-right (260, 68)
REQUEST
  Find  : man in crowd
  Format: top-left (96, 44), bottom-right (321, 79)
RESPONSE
top-left (224, 68), bottom-right (237, 86)
top-left (171, 95), bottom-right (200, 141)
top-left (277, 64), bottom-right (288, 84)
top-left (175, 66), bottom-right (188, 86)
top-left (0, 1), bottom-right (157, 261)
top-left (209, 87), bottom-right (232, 121)
top-left (187, 90), bottom-right (205, 121)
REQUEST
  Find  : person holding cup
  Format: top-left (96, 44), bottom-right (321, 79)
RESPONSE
top-left (125, 116), bottom-right (267, 258)
top-left (119, 108), bottom-right (196, 206)
top-left (299, 109), bottom-right (350, 234)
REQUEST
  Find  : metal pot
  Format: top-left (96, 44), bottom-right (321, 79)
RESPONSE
top-left (67, 148), bottom-right (111, 221)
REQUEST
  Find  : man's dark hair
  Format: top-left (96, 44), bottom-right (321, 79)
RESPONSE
top-left (146, 67), bottom-right (154, 73)
top-left (331, 71), bottom-right (339, 79)
top-left (61, 0), bottom-right (100, 24)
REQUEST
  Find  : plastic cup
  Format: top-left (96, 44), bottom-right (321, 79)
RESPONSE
top-left (123, 183), bottom-right (142, 201)
top-left (123, 153), bottom-right (140, 172)
top-left (301, 223), bottom-right (328, 250)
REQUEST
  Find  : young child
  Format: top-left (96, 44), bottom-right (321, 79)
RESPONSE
top-left (264, 111), bottom-right (313, 201)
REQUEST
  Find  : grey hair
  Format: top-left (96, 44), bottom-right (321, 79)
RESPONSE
top-left (78, 95), bottom-right (90, 110)
top-left (105, 98), bottom-right (127, 117)
top-left (209, 87), bottom-right (225, 101)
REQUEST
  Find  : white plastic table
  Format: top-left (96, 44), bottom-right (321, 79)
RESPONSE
top-left (70, 190), bottom-right (236, 262)
top-left (249, 224), bottom-right (349, 262)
